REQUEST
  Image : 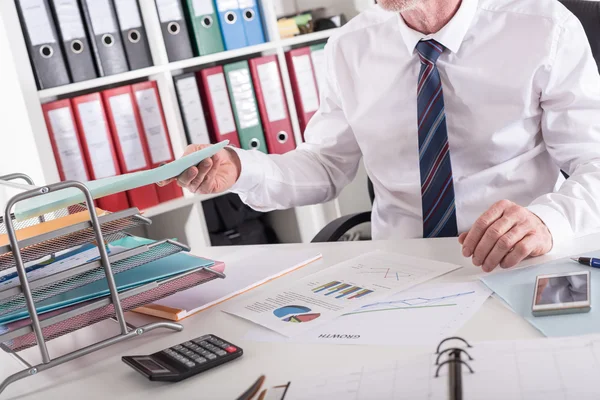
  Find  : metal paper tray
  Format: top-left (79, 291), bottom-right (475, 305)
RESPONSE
top-left (0, 265), bottom-right (225, 351)
top-left (0, 239), bottom-right (190, 317)
top-left (0, 208), bottom-right (151, 272)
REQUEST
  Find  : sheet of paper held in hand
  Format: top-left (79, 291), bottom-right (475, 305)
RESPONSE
top-left (222, 250), bottom-right (461, 337)
top-left (13, 141), bottom-right (229, 221)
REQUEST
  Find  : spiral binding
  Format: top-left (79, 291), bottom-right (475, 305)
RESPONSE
top-left (434, 336), bottom-right (475, 400)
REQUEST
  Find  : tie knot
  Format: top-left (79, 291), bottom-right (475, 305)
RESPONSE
top-left (416, 40), bottom-right (445, 64)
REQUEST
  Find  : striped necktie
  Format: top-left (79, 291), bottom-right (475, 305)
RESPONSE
top-left (416, 40), bottom-right (458, 238)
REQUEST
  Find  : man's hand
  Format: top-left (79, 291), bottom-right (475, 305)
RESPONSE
top-left (158, 144), bottom-right (242, 195)
top-left (459, 200), bottom-right (553, 272)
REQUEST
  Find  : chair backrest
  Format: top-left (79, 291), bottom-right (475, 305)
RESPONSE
top-left (367, 178), bottom-right (375, 205)
top-left (560, 0), bottom-right (600, 71)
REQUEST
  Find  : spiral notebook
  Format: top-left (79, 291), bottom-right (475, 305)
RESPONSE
top-left (259, 334), bottom-right (600, 399)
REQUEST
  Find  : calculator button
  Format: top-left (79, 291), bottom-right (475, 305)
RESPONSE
top-left (205, 353), bottom-right (217, 360)
top-left (185, 361), bottom-right (195, 368)
top-left (225, 346), bottom-right (238, 353)
top-left (214, 349), bottom-right (226, 356)
top-left (192, 356), bottom-right (206, 363)
top-left (184, 341), bottom-right (194, 347)
top-left (173, 345), bottom-right (183, 351)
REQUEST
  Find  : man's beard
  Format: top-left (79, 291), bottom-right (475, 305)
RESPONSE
top-left (377, 0), bottom-right (422, 12)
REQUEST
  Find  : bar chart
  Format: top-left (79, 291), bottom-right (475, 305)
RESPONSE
top-left (312, 281), bottom-right (374, 300)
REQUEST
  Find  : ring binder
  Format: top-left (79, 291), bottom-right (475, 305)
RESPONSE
top-left (434, 336), bottom-right (475, 400)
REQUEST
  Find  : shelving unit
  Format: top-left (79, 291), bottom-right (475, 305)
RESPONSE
top-left (0, 0), bottom-right (368, 252)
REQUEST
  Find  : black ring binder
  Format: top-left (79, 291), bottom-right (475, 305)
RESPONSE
top-left (434, 336), bottom-right (475, 400)
top-left (435, 347), bottom-right (473, 365)
top-left (436, 336), bottom-right (472, 354)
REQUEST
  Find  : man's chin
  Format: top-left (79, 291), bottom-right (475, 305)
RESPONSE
top-left (378, 0), bottom-right (419, 12)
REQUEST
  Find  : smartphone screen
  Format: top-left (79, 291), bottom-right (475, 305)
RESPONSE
top-left (534, 272), bottom-right (590, 307)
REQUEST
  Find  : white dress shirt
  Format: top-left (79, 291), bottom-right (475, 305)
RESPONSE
top-left (230, 0), bottom-right (600, 246)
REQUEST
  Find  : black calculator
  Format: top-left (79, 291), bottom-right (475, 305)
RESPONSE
top-left (122, 334), bottom-right (243, 382)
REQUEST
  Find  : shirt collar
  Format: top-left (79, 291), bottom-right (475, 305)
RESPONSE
top-left (397, 0), bottom-right (479, 55)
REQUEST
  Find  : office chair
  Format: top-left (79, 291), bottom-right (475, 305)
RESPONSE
top-left (311, 0), bottom-right (597, 243)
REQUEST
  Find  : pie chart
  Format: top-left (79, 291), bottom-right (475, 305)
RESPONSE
top-left (282, 313), bottom-right (321, 323)
top-left (273, 305), bottom-right (311, 318)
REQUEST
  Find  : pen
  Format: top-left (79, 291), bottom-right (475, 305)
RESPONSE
top-left (571, 257), bottom-right (600, 269)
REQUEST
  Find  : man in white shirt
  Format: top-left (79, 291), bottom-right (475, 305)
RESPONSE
top-left (163, 0), bottom-right (600, 273)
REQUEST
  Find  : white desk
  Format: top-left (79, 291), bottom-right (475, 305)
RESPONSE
top-left (2, 234), bottom-right (599, 399)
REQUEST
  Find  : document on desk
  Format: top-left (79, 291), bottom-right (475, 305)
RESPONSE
top-left (481, 253), bottom-right (600, 337)
top-left (222, 251), bottom-right (461, 337)
top-left (133, 248), bottom-right (323, 321)
top-left (13, 140), bottom-right (229, 221)
top-left (271, 334), bottom-right (600, 400)
top-left (245, 281), bottom-right (491, 345)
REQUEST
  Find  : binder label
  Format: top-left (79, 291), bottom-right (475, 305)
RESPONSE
top-left (293, 55), bottom-right (319, 113)
top-left (54, 0), bottom-right (86, 41)
top-left (77, 100), bottom-right (117, 179)
top-left (311, 49), bottom-right (326, 94)
top-left (20, 0), bottom-right (56, 45)
top-left (237, 0), bottom-right (256, 8)
top-left (192, 0), bottom-right (214, 16)
top-left (216, 0), bottom-right (239, 12)
top-left (114, 0), bottom-right (142, 30)
top-left (176, 77), bottom-right (211, 144)
top-left (207, 73), bottom-right (236, 134)
top-left (48, 107), bottom-right (88, 183)
top-left (228, 69), bottom-right (260, 129)
top-left (85, 0), bottom-right (117, 34)
top-left (135, 89), bottom-right (172, 164)
top-left (257, 61), bottom-right (287, 123)
top-left (108, 94), bottom-right (147, 171)
top-left (156, 0), bottom-right (183, 22)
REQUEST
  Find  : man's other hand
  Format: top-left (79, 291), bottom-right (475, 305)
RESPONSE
top-left (459, 200), bottom-right (553, 272)
top-left (158, 144), bottom-right (241, 195)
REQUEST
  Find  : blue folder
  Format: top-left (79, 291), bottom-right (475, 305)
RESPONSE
top-left (239, 0), bottom-right (266, 46)
top-left (214, 0), bottom-right (248, 50)
top-left (14, 141), bottom-right (229, 221)
top-left (0, 240), bottom-right (214, 325)
top-left (481, 253), bottom-right (600, 337)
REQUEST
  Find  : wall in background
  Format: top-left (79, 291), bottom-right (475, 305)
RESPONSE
top-left (0, 10), bottom-right (46, 209)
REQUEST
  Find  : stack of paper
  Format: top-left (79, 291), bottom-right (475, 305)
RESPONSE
top-left (133, 249), bottom-right (323, 321)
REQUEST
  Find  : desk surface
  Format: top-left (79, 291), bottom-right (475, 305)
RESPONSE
top-left (2, 234), bottom-right (599, 399)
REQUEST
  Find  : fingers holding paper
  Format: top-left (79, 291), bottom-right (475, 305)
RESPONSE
top-left (459, 200), bottom-right (553, 272)
top-left (158, 144), bottom-right (241, 195)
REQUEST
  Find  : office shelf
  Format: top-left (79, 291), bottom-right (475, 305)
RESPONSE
top-left (167, 42), bottom-right (279, 72)
top-left (279, 29), bottom-right (339, 48)
top-left (38, 66), bottom-right (164, 101)
top-left (37, 30), bottom-right (339, 101)
top-left (1, 0), bottom-right (353, 251)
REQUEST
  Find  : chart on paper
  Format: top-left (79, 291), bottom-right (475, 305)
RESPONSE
top-left (244, 282), bottom-right (491, 345)
top-left (224, 251), bottom-right (462, 337)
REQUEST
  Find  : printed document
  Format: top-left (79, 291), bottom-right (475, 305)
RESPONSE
top-left (222, 251), bottom-right (460, 337)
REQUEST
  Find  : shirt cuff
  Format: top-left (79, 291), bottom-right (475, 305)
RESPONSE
top-left (228, 147), bottom-right (265, 193)
top-left (526, 204), bottom-right (574, 251)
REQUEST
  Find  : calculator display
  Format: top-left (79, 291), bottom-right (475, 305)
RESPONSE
top-left (136, 357), bottom-right (171, 374)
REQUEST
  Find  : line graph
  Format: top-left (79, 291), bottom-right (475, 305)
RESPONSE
top-left (357, 290), bottom-right (476, 311)
top-left (357, 267), bottom-right (413, 281)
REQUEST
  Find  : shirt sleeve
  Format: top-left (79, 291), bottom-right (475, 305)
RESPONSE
top-left (228, 39), bottom-right (362, 212)
top-left (527, 13), bottom-right (600, 248)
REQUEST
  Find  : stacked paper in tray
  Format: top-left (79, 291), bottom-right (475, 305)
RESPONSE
top-left (0, 236), bottom-right (217, 325)
top-left (13, 141), bottom-right (229, 221)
